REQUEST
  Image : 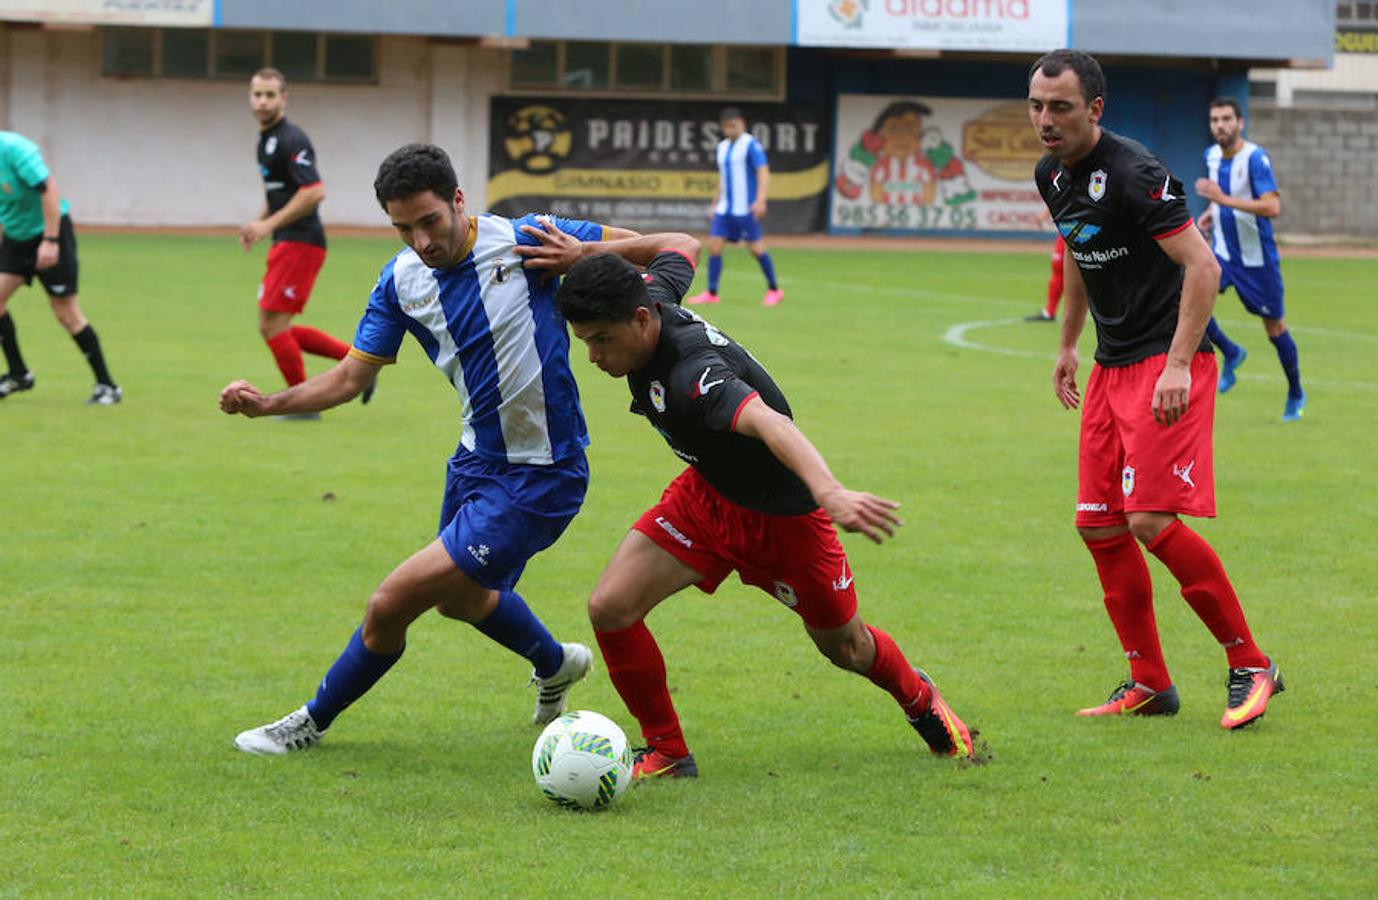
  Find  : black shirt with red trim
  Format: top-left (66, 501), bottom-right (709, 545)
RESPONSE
top-left (257, 117), bottom-right (326, 248)
top-left (1035, 129), bottom-right (1208, 366)
top-left (626, 251), bottom-right (816, 516)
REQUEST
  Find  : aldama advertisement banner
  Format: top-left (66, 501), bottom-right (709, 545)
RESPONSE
top-left (797, 0), bottom-right (1068, 53)
top-left (487, 98), bottom-right (830, 233)
top-left (830, 94), bottom-right (1052, 234)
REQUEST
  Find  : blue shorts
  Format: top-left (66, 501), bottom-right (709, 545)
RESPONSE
top-left (709, 213), bottom-right (762, 243)
top-left (437, 447), bottom-right (589, 591)
top-left (1218, 258), bottom-right (1285, 320)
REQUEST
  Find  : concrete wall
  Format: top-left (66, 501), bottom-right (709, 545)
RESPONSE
top-left (0, 28), bottom-right (504, 227)
top-left (1248, 106), bottom-right (1378, 238)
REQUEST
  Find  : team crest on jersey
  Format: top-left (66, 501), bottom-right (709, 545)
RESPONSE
top-left (773, 581), bottom-right (799, 608)
top-left (492, 262), bottom-right (510, 284)
top-left (1121, 465), bottom-right (1136, 496)
top-left (265, 136), bottom-right (278, 155)
top-left (1089, 169), bottom-right (1107, 201)
top-left (649, 381), bottom-right (666, 413)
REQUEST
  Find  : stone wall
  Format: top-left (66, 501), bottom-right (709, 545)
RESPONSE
top-left (1249, 107), bottom-right (1378, 239)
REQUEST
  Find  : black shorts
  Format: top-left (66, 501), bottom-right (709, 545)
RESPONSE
top-left (0, 215), bottom-right (79, 297)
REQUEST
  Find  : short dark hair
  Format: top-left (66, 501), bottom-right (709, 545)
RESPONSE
top-left (1210, 96), bottom-right (1243, 118)
top-left (556, 253), bottom-right (649, 324)
top-left (373, 143), bottom-right (459, 210)
top-left (1029, 49), bottom-right (1106, 105)
top-left (252, 67), bottom-right (286, 90)
top-left (720, 107), bottom-right (744, 123)
top-left (870, 100), bottom-right (933, 133)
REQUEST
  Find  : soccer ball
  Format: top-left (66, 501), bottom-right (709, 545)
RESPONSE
top-left (531, 710), bottom-right (633, 811)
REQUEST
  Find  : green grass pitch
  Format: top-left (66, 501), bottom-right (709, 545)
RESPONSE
top-left (4, 233), bottom-right (1376, 895)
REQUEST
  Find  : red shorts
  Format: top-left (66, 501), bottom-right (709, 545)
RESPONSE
top-left (1076, 351), bottom-right (1218, 527)
top-left (258, 241), bottom-right (326, 314)
top-left (632, 467), bottom-right (859, 631)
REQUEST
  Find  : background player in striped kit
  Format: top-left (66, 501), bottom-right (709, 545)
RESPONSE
top-left (686, 108), bottom-right (783, 308)
top-left (1194, 97), bottom-right (1304, 421)
top-left (220, 143), bottom-right (642, 755)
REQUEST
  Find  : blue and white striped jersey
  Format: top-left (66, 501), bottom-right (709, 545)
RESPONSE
top-left (350, 213), bottom-right (603, 466)
top-left (1205, 141), bottom-right (1280, 271)
top-left (713, 134), bottom-right (768, 217)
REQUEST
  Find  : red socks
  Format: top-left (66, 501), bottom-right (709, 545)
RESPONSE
top-left (1045, 254), bottom-right (1064, 318)
top-left (1147, 520), bottom-right (1267, 669)
top-left (864, 624), bottom-right (931, 717)
top-left (291, 325), bottom-right (349, 360)
top-left (267, 326), bottom-right (350, 387)
top-left (595, 622), bottom-right (689, 759)
top-left (266, 330), bottom-right (306, 386)
top-left (1085, 531), bottom-right (1172, 691)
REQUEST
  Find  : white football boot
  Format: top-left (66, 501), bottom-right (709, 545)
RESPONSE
top-left (234, 705), bottom-right (322, 756)
top-left (531, 642), bottom-right (594, 725)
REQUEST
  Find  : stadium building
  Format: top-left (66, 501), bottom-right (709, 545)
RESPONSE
top-left (0, 0), bottom-right (1338, 236)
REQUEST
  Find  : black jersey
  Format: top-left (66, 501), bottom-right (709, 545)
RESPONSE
top-left (1035, 130), bottom-right (1208, 366)
top-left (625, 251), bottom-right (817, 516)
top-left (256, 117), bottom-right (326, 248)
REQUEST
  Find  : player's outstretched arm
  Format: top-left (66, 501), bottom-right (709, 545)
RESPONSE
top-left (516, 218), bottom-right (697, 273)
top-left (1053, 246), bottom-right (1089, 410)
top-left (734, 396), bottom-right (902, 544)
top-left (219, 354), bottom-right (379, 418)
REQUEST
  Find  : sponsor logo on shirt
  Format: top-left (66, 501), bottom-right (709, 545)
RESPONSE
top-left (1051, 169), bottom-right (1064, 191)
top-left (1089, 169), bottom-right (1107, 201)
top-left (1057, 220), bottom-right (1101, 246)
top-left (293, 149), bottom-right (312, 167)
top-left (691, 366), bottom-right (725, 398)
top-left (401, 293), bottom-right (438, 313)
top-left (1069, 246), bottom-right (1130, 265)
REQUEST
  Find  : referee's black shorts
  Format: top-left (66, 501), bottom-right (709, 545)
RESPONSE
top-left (0, 214), bottom-right (80, 297)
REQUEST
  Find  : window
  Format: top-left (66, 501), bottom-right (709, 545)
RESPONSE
top-left (103, 28), bottom-right (155, 77)
top-left (214, 31), bottom-right (266, 78)
top-left (669, 45), bottom-right (711, 92)
top-left (100, 28), bottom-right (377, 83)
top-left (506, 41), bottom-right (783, 98)
top-left (615, 44), bottom-right (664, 90)
top-left (273, 32), bottom-right (319, 83)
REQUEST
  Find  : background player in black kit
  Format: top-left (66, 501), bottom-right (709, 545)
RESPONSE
top-left (520, 222), bottom-right (975, 777)
top-left (1029, 49), bottom-right (1281, 730)
top-left (241, 68), bottom-right (357, 403)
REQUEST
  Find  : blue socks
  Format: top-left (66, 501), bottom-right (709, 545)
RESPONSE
top-left (1206, 318), bottom-right (1241, 361)
top-left (471, 590), bottom-right (564, 678)
top-left (1270, 330), bottom-right (1303, 399)
top-left (757, 253), bottom-right (778, 290)
top-left (707, 255), bottom-right (723, 294)
top-left (306, 626), bottom-right (404, 730)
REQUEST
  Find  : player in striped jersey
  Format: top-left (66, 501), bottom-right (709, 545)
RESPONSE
top-left (1194, 97), bottom-right (1304, 421)
top-left (220, 143), bottom-right (641, 755)
top-left (686, 108), bottom-right (783, 308)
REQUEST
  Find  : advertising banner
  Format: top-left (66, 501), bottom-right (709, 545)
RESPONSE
top-left (0, 0), bottom-right (212, 26)
top-left (830, 93), bottom-right (1051, 234)
top-left (488, 98), bottom-right (829, 233)
top-left (797, 0), bottom-right (1068, 52)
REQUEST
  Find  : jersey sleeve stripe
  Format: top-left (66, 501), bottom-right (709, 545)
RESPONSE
top-left (1153, 217), bottom-right (1195, 240)
top-left (659, 247), bottom-right (697, 270)
top-left (730, 391), bottom-right (760, 432)
top-left (348, 346), bottom-right (395, 365)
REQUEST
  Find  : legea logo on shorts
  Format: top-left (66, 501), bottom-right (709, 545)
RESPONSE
top-left (1077, 502), bottom-right (1109, 512)
top-left (655, 516), bottom-right (692, 548)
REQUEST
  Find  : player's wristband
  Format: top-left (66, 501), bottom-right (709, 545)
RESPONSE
top-left (42, 235), bottom-right (60, 243)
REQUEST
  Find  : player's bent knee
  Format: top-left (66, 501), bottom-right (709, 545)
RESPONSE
top-left (587, 588), bottom-right (640, 633)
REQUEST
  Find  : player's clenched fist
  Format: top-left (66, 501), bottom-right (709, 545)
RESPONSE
top-left (220, 379), bottom-right (268, 416)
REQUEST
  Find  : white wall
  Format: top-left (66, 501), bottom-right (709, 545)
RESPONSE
top-left (0, 28), bottom-right (504, 226)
